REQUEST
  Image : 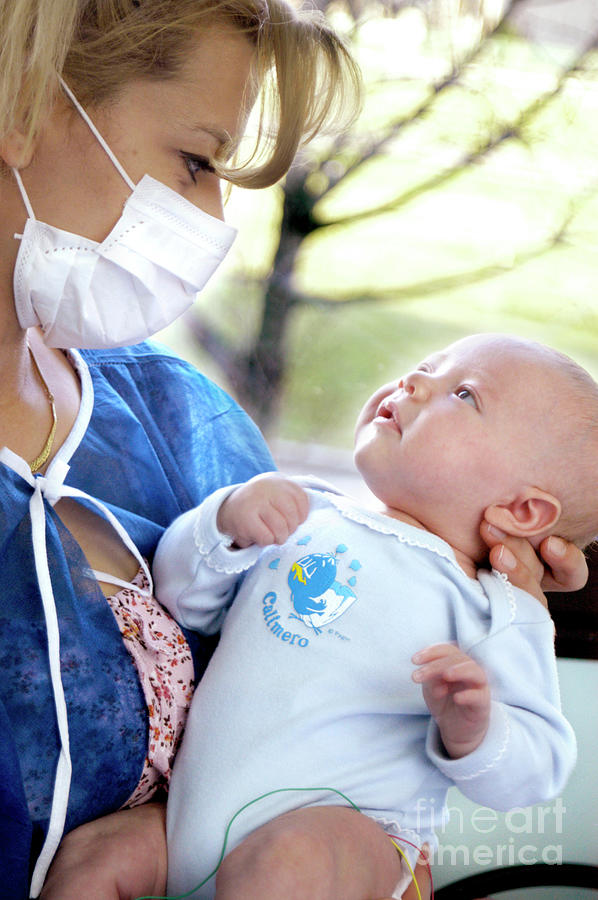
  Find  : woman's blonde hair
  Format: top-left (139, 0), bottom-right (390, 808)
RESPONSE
top-left (0, 0), bottom-right (361, 187)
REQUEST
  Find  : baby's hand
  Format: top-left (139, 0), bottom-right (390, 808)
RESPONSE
top-left (412, 643), bottom-right (490, 759)
top-left (217, 473), bottom-right (310, 549)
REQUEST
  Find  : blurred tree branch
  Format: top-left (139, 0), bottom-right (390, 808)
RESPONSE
top-left (186, 0), bottom-right (598, 429)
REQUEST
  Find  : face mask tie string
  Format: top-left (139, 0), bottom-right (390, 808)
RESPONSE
top-left (12, 166), bottom-right (36, 222)
top-left (11, 79), bottom-right (135, 232)
top-left (10, 78), bottom-right (236, 349)
top-left (58, 78), bottom-right (136, 192)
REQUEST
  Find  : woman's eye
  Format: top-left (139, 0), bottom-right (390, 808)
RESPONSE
top-left (455, 387), bottom-right (477, 407)
top-left (180, 152), bottom-right (216, 183)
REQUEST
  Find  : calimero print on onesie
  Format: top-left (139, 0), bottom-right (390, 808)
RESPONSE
top-left (261, 532), bottom-right (362, 640)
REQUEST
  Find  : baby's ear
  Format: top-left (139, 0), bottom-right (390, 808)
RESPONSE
top-left (485, 488), bottom-right (561, 539)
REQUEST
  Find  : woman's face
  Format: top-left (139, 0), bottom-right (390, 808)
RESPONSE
top-left (13, 21), bottom-right (256, 240)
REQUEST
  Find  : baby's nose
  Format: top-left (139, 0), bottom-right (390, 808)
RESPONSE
top-left (400, 371), bottom-right (431, 401)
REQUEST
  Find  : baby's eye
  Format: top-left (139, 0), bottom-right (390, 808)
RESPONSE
top-left (180, 151), bottom-right (216, 183)
top-left (455, 387), bottom-right (477, 408)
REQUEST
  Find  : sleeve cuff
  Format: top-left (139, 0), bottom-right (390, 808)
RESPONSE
top-left (426, 701), bottom-right (511, 783)
top-left (192, 484), bottom-right (261, 574)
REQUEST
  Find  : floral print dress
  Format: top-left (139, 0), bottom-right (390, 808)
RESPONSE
top-left (105, 567), bottom-right (195, 806)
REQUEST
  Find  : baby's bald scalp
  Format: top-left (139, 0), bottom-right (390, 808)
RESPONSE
top-left (450, 334), bottom-right (598, 549)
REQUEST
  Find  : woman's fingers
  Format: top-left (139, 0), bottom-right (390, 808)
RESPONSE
top-left (480, 520), bottom-right (589, 602)
top-left (480, 521), bottom-right (547, 605)
top-left (538, 535), bottom-right (588, 592)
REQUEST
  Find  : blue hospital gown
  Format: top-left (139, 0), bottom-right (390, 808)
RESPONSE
top-left (0, 341), bottom-right (274, 899)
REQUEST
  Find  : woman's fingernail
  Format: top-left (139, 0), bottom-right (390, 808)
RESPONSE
top-left (417, 843), bottom-right (431, 864)
top-left (497, 546), bottom-right (517, 570)
top-left (486, 523), bottom-right (507, 539)
top-left (547, 536), bottom-right (566, 557)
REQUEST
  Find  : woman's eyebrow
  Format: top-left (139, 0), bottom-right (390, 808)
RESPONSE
top-left (188, 122), bottom-right (234, 147)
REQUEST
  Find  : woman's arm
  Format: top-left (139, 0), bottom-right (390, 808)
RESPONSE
top-left (39, 803), bottom-right (167, 900)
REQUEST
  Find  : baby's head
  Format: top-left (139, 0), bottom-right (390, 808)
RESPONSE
top-left (354, 333), bottom-right (598, 563)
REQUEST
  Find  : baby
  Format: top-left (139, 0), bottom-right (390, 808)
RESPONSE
top-left (154, 333), bottom-right (594, 900)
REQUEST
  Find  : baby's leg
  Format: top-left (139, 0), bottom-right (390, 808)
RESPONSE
top-left (214, 806), bottom-right (402, 900)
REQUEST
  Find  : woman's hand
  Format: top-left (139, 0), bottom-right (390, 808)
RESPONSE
top-left (40, 802), bottom-right (167, 900)
top-left (481, 521), bottom-right (588, 606)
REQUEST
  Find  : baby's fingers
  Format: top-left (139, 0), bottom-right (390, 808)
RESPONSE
top-left (411, 643), bottom-right (460, 666)
top-left (452, 687), bottom-right (488, 707)
top-left (261, 495), bottom-right (309, 545)
top-left (412, 649), bottom-right (487, 690)
top-left (411, 643), bottom-right (464, 683)
top-left (255, 507), bottom-right (297, 546)
top-left (441, 658), bottom-right (487, 688)
top-left (270, 486), bottom-right (310, 535)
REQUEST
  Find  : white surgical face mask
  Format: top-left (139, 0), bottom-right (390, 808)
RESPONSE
top-left (12, 81), bottom-right (236, 349)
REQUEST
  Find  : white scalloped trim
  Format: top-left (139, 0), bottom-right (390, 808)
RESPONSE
top-left (199, 532), bottom-right (260, 575)
top-left (452, 704), bottom-right (511, 781)
top-left (191, 486), bottom-right (237, 555)
top-left (368, 819), bottom-right (429, 899)
top-left (372, 820), bottom-right (425, 850)
top-left (323, 492), bottom-right (466, 575)
top-left (188, 495), bottom-right (259, 574)
top-left (193, 529), bottom-right (233, 557)
top-left (492, 568), bottom-right (517, 623)
top-left (192, 507), bottom-right (220, 556)
top-left (204, 552), bottom-right (255, 575)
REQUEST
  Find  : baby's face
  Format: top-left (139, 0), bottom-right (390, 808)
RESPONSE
top-left (354, 334), bottom-right (559, 549)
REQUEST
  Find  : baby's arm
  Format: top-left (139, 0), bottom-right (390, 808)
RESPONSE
top-left (413, 613), bottom-right (576, 809)
top-left (154, 474), bottom-right (309, 632)
top-left (412, 644), bottom-right (490, 758)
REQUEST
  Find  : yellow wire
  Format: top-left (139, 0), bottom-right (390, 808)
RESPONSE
top-left (135, 787), bottom-right (429, 900)
top-left (390, 838), bottom-right (423, 900)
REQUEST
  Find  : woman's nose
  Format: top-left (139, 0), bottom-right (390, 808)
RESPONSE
top-left (400, 371), bottom-right (431, 401)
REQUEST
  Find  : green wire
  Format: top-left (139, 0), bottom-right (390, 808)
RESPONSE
top-left (134, 787), bottom-right (361, 900)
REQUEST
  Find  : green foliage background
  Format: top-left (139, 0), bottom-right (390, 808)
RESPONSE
top-left (160, 8), bottom-right (598, 450)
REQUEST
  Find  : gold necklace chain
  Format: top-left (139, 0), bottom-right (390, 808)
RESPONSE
top-left (28, 344), bottom-right (58, 474)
